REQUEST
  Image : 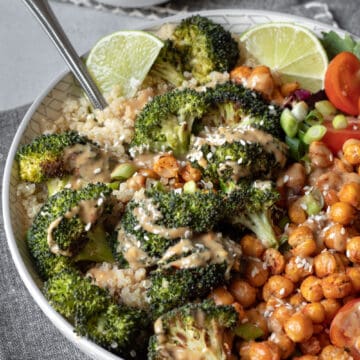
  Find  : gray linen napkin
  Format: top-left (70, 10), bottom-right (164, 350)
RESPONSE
top-left (0, 1), bottom-right (357, 359)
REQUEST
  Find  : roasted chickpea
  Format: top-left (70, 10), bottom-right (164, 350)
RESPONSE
top-left (248, 66), bottom-right (274, 99)
top-left (153, 155), bottom-right (179, 178)
top-left (179, 163), bottom-right (201, 182)
top-left (245, 259), bottom-right (269, 287)
top-left (280, 81), bottom-right (299, 97)
top-left (262, 275), bottom-right (294, 301)
top-left (300, 276), bottom-right (323, 302)
top-left (208, 287), bottom-right (234, 305)
top-left (263, 248), bottom-right (285, 275)
top-left (293, 356), bottom-right (318, 360)
top-left (338, 182), bottom-right (360, 209)
top-left (346, 266), bottom-right (360, 291)
top-left (332, 157), bottom-right (353, 173)
top-left (309, 141), bottom-right (333, 168)
top-left (319, 345), bottom-right (353, 360)
top-left (303, 302), bottom-right (325, 324)
top-left (281, 163), bottom-right (307, 191)
top-left (320, 298), bottom-right (341, 324)
top-left (323, 189), bottom-right (339, 207)
top-left (137, 168), bottom-right (160, 180)
top-left (289, 292), bottom-right (306, 307)
top-left (230, 65), bottom-right (252, 84)
top-left (329, 201), bottom-right (356, 225)
top-left (343, 139), bottom-right (360, 165)
top-left (269, 333), bottom-right (295, 359)
top-left (300, 336), bottom-right (321, 355)
top-left (313, 251), bottom-right (345, 278)
top-left (232, 302), bottom-right (246, 321)
top-left (288, 225), bottom-right (317, 257)
top-left (321, 273), bottom-right (353, 299)
top-left (346, 236), bottom-right (360, 263)
top-left (247, 340), bottom-right (281, 360)
top-left (322, 223), bottom-right (348, 252)
top-left (285, 256), bottom-right (313, 283)
top-left (240, 234), bottom-right (265, 258)
top-left (288, 200), bottom-right (307, 224)
top-left (238, 341), bottom-right (251, 359)
top-left (270, 305), bottom-right (294, 329)
top-left (229, 279), bottom-right (257, 308)
top-left (245, 308), bottom-right (268, 337)
top-left (126, 174), bottom-right (146, 190)
top-left (284, 312), bottom-right (313, 343)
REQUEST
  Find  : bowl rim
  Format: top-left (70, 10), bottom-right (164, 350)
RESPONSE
top-left (1, 8), bottom-right (352, 360)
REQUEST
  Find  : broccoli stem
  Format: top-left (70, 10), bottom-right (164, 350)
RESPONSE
top-left (235, 210), bottom-right (279, 249)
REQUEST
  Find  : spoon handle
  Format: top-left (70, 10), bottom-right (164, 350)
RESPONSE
top-left (22, 0), bottom-right (108, 110)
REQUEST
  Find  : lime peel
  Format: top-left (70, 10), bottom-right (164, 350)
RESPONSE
top-left (240, 22), bottom-right (328, 92)
top-left (86, 30), bottom-right (164, 98)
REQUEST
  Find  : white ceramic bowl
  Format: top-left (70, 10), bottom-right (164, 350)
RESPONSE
top-left (99, 0), bottom-right (167, 7)
top-left (2, 9), bottom-right (349, 360)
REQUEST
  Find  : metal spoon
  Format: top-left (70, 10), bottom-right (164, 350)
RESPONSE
top-left (22, 0), bottom-right (108, 110)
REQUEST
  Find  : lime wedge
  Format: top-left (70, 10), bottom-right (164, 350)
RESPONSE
top-left (86, 31), bottom-right (164, 97)
top-left (240, 23), bottom-right (328, 92)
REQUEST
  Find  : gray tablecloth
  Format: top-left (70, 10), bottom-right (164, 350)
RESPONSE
top-left (1, 1), bottom-right (359, 359)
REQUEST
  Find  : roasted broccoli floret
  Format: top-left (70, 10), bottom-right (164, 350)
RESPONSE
top-left (201, 82), bottom-right (284, 138)
top-left (187, 126), bottom-right (288, 188)
top-left (43, 268), bottom-right (111, 320)
top-left (27, 183), bottom-right (114, 279)
top-left (148, 299), bottom-right (238, 360)
top-left (147, 186), bottom-right (223, 233)
top-left (172, 15), bottom-right (239, 83)
top-left (226, 180), bottom-right (281, 248)
top-left (150, 39), bottom-right (185, 87)
top-left (130, 88), bottom-right (208, 156)
top-left (148, 263), bottom-right (227, 318)
top-left (77, 303), bottom-right (150, 359)
top-left (116, 187), bottom-right (224, 262)
top-left (44, 269), bottom-right (150, 358)
top-left (147, 231), bottom-right (241, 317)
top-left (15, 131), bottom-right (91, 183)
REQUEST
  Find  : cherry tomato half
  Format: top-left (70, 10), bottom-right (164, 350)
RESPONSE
top-left (330, 298), bottom-right (360, 359)
top-left (325, 52), bottom-right (360, 116)
top-left (321, 118), bottom-right (360, 154)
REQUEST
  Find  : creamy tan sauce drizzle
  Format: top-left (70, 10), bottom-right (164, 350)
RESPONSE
top-left (47, 199), bottom-right (104, 256)
top-left (132, 152), bottom-right (161, 168)
top-left (116, 227), bottom-right (153, 269)
top-left (160, 232), bottom-right (241, 277)
top-left (189, 126), bottom-right (287, 180)
top-left (47, 217), bottom-right (72, 256)
top-left (63, 143), bottom-right (112, 186)
top-left (133, 205), bottom-right (190, 239)
top-left (218, 126), bottom-right (287, 167)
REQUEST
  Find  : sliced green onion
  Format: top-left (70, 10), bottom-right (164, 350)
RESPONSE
top-left (301, 188), bottom-right (324, 216)
top-left (305, 109), bottom-right (324, 125)
top-left (108, 181), bottom-right (120, 190)
top-left (332, 114), bottom-right (348, 129)
top-left (278, 216), bottom-right (290, 231)
top-left (315, 100), bottom-right (337, 117)
top-left (285, 136), bottom-right (307, 161)
top-left (291, 101), bottom-right (309, 122)
top-left (303, 125), bottom-right (327, 144)
top-left (183, 180), bottom-right (197, 193)
top-left (281, 108), bottom-right (299, 138)
top-left (110, 163), bottom-right (137, 180)
top-left (235, 323), bottom-right (264, 341)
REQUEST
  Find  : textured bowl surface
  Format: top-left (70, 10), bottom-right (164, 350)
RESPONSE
top-left (2, 9), bottom-right (348, 360)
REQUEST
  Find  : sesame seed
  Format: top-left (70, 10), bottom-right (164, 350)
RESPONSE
top-left (93, 167), bottom-right (102, 174)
